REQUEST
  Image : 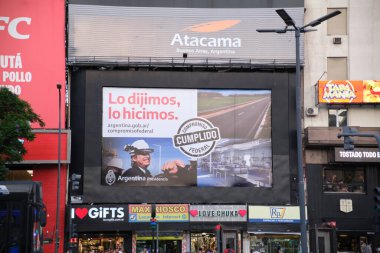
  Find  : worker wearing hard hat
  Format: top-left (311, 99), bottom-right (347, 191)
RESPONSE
top-left (123, 140), bottom-right (155, 177)
top-left (123, 139), bottom-right (197, 186)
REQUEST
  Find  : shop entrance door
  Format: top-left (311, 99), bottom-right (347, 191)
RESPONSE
top-left (317, 231), bottom-right (330, 253)
top-left (223, 231), bottom-right (237, 253)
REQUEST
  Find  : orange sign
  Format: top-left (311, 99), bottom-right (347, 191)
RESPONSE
top-left (363, 80), bottom-right (380, 103)
top-left (318, 80), bottom-right (380, 104)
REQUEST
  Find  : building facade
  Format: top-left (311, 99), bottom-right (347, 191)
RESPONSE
top-left (67, 0), bottom-right (305, 252)
top-left (1, 0), bottom-right (68, 252)
top-left (303, 0), bottom-right (380, 252)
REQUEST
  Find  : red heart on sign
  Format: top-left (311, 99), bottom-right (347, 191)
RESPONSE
top-left (190, 210), bottom-right (198, 217)
top-left (75, 208), bottom-right (88, 219)
top-left (238, 210), bottom-right (247, 217)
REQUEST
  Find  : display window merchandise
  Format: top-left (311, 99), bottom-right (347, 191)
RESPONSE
top-left (78, 236), bottom-right (125, 253)
top-left (191, 233), bottom-right (217, 253)
top-left (249, 234), bottom-right (300, 253)
top-left (136, 235), bottom-right (181, 253)
top-left (337, 233), bottom-right (371, 253)
top-left (323, 167), bottom-right (365, 194)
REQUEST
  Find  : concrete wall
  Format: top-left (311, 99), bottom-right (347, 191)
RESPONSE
top-left (304, 0), bottom-right (380, 128)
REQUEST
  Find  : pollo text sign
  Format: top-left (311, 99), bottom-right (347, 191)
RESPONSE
top-left (0, 0), bottom-right (65, 128)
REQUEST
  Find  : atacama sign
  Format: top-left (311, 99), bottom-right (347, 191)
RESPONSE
top-left (68, 5), bottom-right (304, 64)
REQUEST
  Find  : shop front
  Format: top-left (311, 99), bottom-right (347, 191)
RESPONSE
top-left (70, 204), bottom-right (131, 252)
top-left (128, 204), bottom-right (189, 253)
top-left (136, 233), bottom-right (182, 253)
top-left (307, 162), bottom-right (377, 253)
top-left (78, 235), bottom-right (126, 252)
top-left (305, 127), bottom-right (380, 252)
top-left (249, 234), bottom-right (300, 253)
top-left (189, 205), bottom-right (247, 253)
top-left (71, 204), bottom-right (191, 253)
top-left (248, 206), bottom-right (301, 253)
top-left (189, 230), bottom-right (241, 253)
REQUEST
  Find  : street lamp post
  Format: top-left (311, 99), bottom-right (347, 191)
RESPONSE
top-left (257, 9), bottom-right (341, 253)
top-left (55, 84), bottom-right (62, 253)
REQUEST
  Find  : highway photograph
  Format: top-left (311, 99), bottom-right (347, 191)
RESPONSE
top-left (196, 90), bottom-right (272, 187)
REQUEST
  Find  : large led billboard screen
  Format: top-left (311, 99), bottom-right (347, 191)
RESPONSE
top-left (102, 87), bottom-right (272, 187)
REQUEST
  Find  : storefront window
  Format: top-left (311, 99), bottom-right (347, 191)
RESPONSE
top-left (136, 234), bottom-right (182, 253)
top-left (337, 233), bottom-right (368, 253)
top-left (79, 236), bottom-right (124, 253)
top-left (191, 233), bottom-right (216, 253)
top-left (323, 168), bottom-right (365, 193)
top-left (249, 234), bottom-right (300, 253)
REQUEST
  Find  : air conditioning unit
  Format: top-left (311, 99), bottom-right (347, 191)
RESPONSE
top-left (306, 107), bottom-right (319, 116)
top-left (333, 37), bottom-right (342, 44)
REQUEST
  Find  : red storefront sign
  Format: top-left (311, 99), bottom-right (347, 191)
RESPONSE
top-left (0, 0), bottom-right (66, 128)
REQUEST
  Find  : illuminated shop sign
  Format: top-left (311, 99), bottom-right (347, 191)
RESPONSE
top-left (128, 204), bottom-right (189, 222)
top-left (318, 80), bottom-right (380, 104)
top-left (248, 206), bottom-right (302, 223)
top-left (189, 205), bottom-right (247, 222)
top-left (1, 0), bottom-right (65, 128)
top-left (68, 5), bottom-right (304, 64)
top-left (101, 87), bottom-right (273, 188)
top-left (71, 205), bottom-right (128, 223)
top-left (335, 148), bottom-right (380, 162)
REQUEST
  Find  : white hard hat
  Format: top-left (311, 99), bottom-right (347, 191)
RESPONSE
top-left (124, 140), bottom-right (154, 154)
top-left (107, 157), bottom-right (123, 168)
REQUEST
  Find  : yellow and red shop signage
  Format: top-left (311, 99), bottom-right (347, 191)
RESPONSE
top-left (128, 204), bottom-right (189, 222)
top-left (318, 80), bottom-right (380, 104)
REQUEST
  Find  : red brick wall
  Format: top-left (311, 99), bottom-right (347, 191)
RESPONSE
top-left (34, 165), bottom-right (67, 253)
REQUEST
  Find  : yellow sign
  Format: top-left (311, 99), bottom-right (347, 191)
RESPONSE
top-left (128, 204), bottom-right (189, 222)
top-left (248, 206), bottom-right (304, 223)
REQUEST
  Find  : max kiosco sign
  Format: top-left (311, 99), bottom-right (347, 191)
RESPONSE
top-left (173, 117), bottom-right (220, 158)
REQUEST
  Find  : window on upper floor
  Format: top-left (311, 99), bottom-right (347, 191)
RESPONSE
top-left (327, 8), bottom-right (347, 35)
top-left (328, 108), bottom-right (347, 127)
top-left (323, 167), bottom-right (365, 194)
top-left (327, 57), bottom-right (347, 80)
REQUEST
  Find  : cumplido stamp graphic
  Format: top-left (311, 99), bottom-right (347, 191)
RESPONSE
top-left (173, 117), bottom-right (220, 158)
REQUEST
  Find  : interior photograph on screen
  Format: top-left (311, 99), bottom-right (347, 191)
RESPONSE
top-left (196, 90), bottom-right (272, 187)
top-left (101, 88), bottom-right (272, 188)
